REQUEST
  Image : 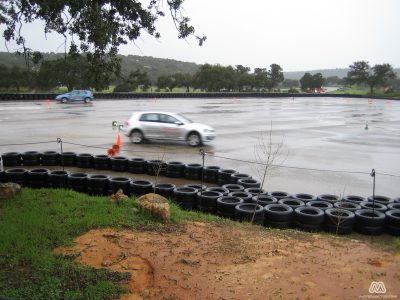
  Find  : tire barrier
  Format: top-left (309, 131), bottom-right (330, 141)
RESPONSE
top-left (197, 191), bottom-right (223, 213)
top-left (48, 170), bottom-right (69, 188)
top-left (230, 173), bottom-right (251, 184)
top-left (229, 191), bottom-right (253, 203)
top-left (60, 152), bottom-right (76, 167)
top-left (2, 150), bottom-right (399, 236)
top-left (166, 161), bottom-right (185, 178)
top-left (22, 151), bottom-right (42, 166)
top-left (294, 207), bottom-right (325, 232)
top-left (2, 152), bottom-right (22, 167)
top-left (218, 169), bottom-right (237, 186)
top-left (128, 158), bottom-right (147, 174)
top-left (68, 173), bottom-right (88, 193)
top-left (146, 160), bottom-right (164, 176)
top-left (264, 204), bottom-right (293, 229)
top-left (129, 180), bottom-right (154, 197)
top-left (5, 168), bottom-right (28, 186)
top-left (93, 155), bottom-right (110, 170)
top-left (237, 178), bottom-right (261, 189)
top-left (385, 210), bottom-right (400, 236)
top-left (216, 196), bottom-right (244, 219)
top-left (324, 208), bottom-right (355, 235)
top-left (173, 187), bottom-right (198, 210)
top-left (184, 163), bottom-right (203, 180)
top-left (76, 153), bottom-right (94, 169)
top-left (355, 209), bottom-right (385, 235)
top-left (42, 151), bottom-right (59, 166)
top-left (110, 156), bottom-right (128, 172)
top-left (87, 175), bottom-right (110, 196)
top-left (235, 203), bottom-right (264, 225)
top-left (203, 166), bottom-right (220, 183)
top-left (154, 183), bottom-right (176, 199)
top-left (28, 168), bottom-right (49, 188)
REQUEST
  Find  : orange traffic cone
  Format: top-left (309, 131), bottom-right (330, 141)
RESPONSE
top-left (116, 133), bottom-right (122, 147)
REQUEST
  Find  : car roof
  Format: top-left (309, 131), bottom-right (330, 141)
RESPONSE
top-left (134, 111), bottom-right (177, 115)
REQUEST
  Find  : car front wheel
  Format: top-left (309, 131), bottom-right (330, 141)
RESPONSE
top-left (187, 132), bottom-right (201, 147)
top-left (130, 130), bottom-right (144, 144)
top-left (61, 97), bottom-right (68, 103)
top-left (84, 97), bottom-right (91, 103)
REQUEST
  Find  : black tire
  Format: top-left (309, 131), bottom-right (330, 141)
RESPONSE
top-left (129, 180), bottom-right (154, 197)
top-left (355, 224), bottom-right (384, 236)
top-left (184, 163), bottom-right (202, 180)
top-left (42, 151), bottom-right (59, 166)
top-left (342, 195), bottom-right (366, 204)
top-left (278, 198), bottom-right (305, 209)
top-left (268, 191), bottom-right (292, 200)
top-left (324, 208), bottom-right (355, 228)
top-left (230, 173), bottom-right (251, 184)
top-left (354, 209), bottom-right (385, 227)
top-left (325, 223), bottom-right (354, 235)
top-left (206, 186), bottom-right (229, 196)
top-left (317, 194), bottom-right (340, 203)
top-left (385, 209), bottom-right (400, 227)
top-left (48, 170), bottom-right (69, 188)
top-left (229, 191), bottom-right (252, 203)
top-left (218, 169), bottom-right (237, 186)
top-left (387, 203), bottom-right (400, 210)
top-left (2, 152), bottom-right (22, 167)
top-left (184, 184), bottom-right (207, 191)
top-left (203, 166), bottom-right (221, 183)
top-left (294, 221), bottom-right (322, 232)
top-left (222, 184), bottom-right (244, 193)
top-left (0, 170), bottom-right (5, 183)
top-left (244, 187), bottom-right (265, 197)
top-left (108, 177), bottom-right (131, 195)
top-left (155, 183), bottom-right (176, 199)
top-left (129, 130), bottom-right (144, 144)
top-left (22, 151), bottom-right (42, 166)
top-left (60, 152), bottom-right (76, 167)
top-left (264, 204), bottom-right (293, 223)
top-left (87, 175), bottom-right (110, 196)
top-left (68, 172), bottom-right (88, 193)
top-left (294, 206), bottom-right (324, 225)
top-left (235, 203), bottom-right (264, 225)
top-left (146, 160), bottom-right (164, 176)
top-left (252, 194), bottom-right (277, 206)
top-left (359, 201), bottom-right (387, 212)
top-left (187, 131), bottom-right (201, 147)
top-left (394, 197), bottom-right (400, 203)
top-left (237, 178), bottom-right (260, 189)
top-left (306, 200), bottom-right (333, 211)
top-left (28, 168), bottom-right (49, 188)
top-left (61, 97), bottom-right (68, 103)
top-left (385, 224), bottom-right (400, 236)
top-left (84, 97), bottom-right (91, 103)
top-left (166, 161), bottom-right (185, 178)
top-left (292, 193), bottom-right (317, 203)
top-left (334, 201), bottom-right (361, 212)
top-left (264, 220), bottom-right (291, 229)
top-left (173, 187), bottom-right (198, 210)
top-left (216, 196), bottom-right (244, 218)
top-left (367, 195), bottom-right (393, 205)
top-left (197, 191), bottom-right (222, 213)
top-left (4, 168), bottom-right (28, 186)
top-left (128, 158), bottom-right (147, 174)
top-left (93, 155), bottom-right (110, 170)
top-left (76, 153), bottom-right (93, 169)
top-left (110, 156), bottom-right (128, 172)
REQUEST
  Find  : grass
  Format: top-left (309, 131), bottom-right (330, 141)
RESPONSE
top-left (0, 188), bottom-right (217, 300)
top-left (330, 86), bottom-right (400, 98)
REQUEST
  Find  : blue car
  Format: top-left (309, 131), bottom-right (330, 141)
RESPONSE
top-left (55, 90), bottom-right (94, 103)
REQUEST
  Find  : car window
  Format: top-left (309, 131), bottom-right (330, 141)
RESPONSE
top-left (159, 114), bottom-right (179, 124)
top-left (140, 113), bottom-right (159, 122)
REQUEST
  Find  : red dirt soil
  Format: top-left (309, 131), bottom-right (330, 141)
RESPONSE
top-left (55, 222), bottom-right (400, 299)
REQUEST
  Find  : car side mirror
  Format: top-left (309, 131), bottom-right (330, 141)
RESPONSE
top-left (174, 121), bottom-right (183, 126)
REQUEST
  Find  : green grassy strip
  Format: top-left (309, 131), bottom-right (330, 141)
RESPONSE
top-left (0, 188), bottom-right (217, 300)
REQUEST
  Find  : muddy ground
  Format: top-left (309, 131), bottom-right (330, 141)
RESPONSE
top-left (56, 222), bottom-right (400, 300)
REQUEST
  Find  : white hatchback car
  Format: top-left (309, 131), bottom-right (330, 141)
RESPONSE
top-left (124, 111), bottom-right (216, 146)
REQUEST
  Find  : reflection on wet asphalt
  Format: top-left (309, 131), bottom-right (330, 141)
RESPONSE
top-left (0, 97), bottom-right (399, 197)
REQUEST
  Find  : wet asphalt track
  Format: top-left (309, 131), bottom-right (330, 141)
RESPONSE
top-left (0, 97), bottom-right (399, 198)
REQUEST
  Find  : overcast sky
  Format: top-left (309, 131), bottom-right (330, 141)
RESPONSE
top-left (1, 0), bottom-right (399, 71)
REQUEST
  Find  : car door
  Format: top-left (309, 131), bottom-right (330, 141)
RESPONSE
top-left (158, 114), bottom-right (183, 140)
top-left (139, 113), bottom-right (161, 138)
top-left (70, 90), bottom-right (80, 101)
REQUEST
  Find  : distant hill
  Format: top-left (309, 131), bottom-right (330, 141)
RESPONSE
top-left (284, 68), bottom-right (400, 80)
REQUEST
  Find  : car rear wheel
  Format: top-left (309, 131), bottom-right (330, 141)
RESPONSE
top-left (187, 132), bottom-right (201, 147)
top-left (130, 130), bottom-right (144, 144)
top-left (84, 97), bottom-right (91, 103)
top-left (61, 97), bottom-right (68, 103)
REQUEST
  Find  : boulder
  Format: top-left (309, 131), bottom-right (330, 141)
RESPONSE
top-left (0, 182), bottom-right (21, 199)
top-left (109, 189), bottom-right (129, 204)
top-left (136, 193), bottom-right (170, 223)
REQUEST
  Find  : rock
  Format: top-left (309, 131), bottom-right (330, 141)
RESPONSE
top-left (136, 193), bottom-right (170, 223)
top-left (109, 189), bottom-right (129, 204)
top-left (0, 182), bottom-right (21, 199)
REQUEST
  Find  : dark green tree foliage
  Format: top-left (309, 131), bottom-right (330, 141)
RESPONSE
top-left (173, 73), bottom-right (193, 92)
top-left (266, 63), bottom-right (284, 91)
top-left (300, 72), bottom-right (325, 91)
top-left (345, 61), bottom-right (397, 94)
top-left (234, 65), bottom-right (252, 91)
top-left (0, 0), bottom-right (205, 89)
top-left (282, 79), bottom-right (300, 88)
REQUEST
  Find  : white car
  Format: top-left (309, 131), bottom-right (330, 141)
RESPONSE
top-left (124, 111), bottom-right (216, 146)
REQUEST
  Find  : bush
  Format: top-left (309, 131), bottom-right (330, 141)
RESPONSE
top-left (113, 83), bottom-right (133, 92)
top-left (288, 88), bottom-right (299, 93)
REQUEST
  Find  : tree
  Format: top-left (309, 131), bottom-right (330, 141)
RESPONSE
top-left (235, 65), bottom-right (252, 91)
top-left (174, 73), bottom-right (193, 92)
top-left (253, 68), bottom-right (268, 91)
top-left (345, 61), bottom-right (397, 94)
top-left (127, 69), bottom-right (151, 91)
top-left (300, 72), bottom-right (325, 91)
top-left (282, 79), bottom-right (299, 88)
top-left (266, 64), bottom-right (284, 91)
top-left (0, 0), bottom-right (205, 88)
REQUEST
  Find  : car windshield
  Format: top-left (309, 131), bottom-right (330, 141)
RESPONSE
top-left (176, 114), bottom-right (193, 124)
